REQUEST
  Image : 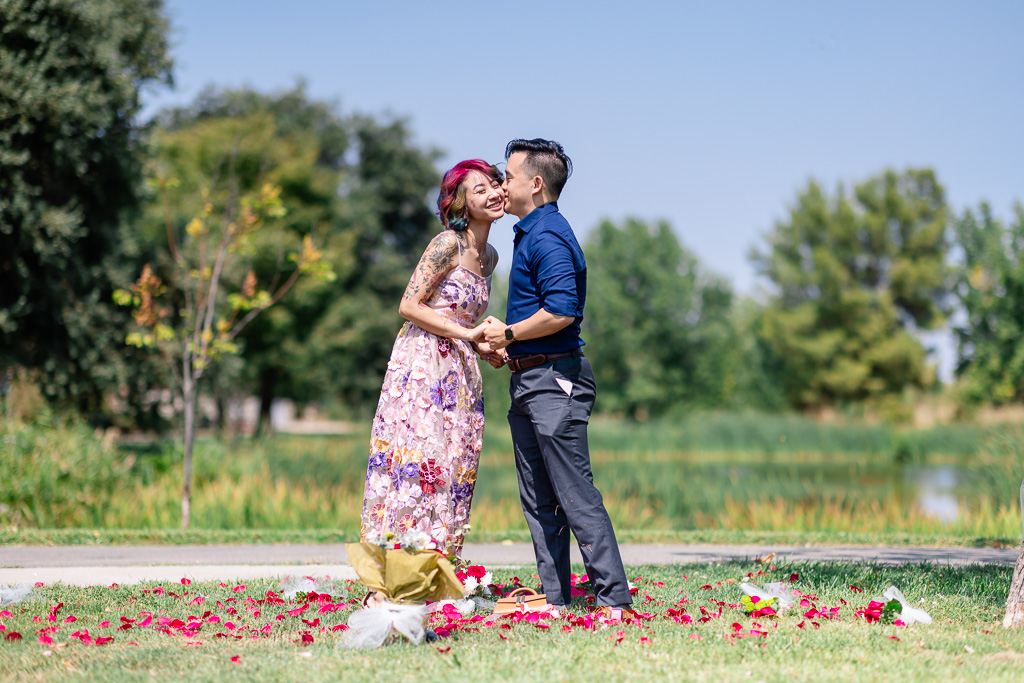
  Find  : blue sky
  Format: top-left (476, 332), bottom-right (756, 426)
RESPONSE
top-left (145, 0), bottom-right (1024, 376)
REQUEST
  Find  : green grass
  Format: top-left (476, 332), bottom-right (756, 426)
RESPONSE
top-left (1, 561), bottom-right (1022, 681)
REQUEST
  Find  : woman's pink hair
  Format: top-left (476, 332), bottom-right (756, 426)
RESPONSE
top-left (436, 159), bottom-right (503, 231)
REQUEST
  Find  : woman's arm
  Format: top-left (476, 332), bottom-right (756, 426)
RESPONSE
top-left (398, 232), bottom-right (480, 342)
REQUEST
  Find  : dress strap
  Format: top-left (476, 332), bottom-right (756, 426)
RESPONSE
top-left (456, 234), bottom-right (464, 268)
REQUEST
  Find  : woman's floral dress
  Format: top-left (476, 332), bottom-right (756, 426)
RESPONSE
top-left (359, 261), bottom-right (491, 558)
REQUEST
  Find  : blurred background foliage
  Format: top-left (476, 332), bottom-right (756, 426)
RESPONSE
top-left (3, 0), bottom-right (1022, 428)
top-left (2, 1), bottom-right (1024, 536)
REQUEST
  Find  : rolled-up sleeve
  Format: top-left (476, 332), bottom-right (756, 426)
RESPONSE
top-left (533, 232), bottom-right (580, 318)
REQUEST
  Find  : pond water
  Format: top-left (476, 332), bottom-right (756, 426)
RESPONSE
top-left (476, 455), bottom-right (1018, 530)
top-left (908, 465), bottom-right (961, 523)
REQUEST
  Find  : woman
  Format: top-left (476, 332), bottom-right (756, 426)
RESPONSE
top-left (359, 159), bottom-right (506, 559)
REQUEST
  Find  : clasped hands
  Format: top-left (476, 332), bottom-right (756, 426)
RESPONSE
top-left (468, 315), bottom-right (512, 369)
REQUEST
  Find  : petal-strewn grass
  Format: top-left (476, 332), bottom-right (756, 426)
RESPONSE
top-left (1, 561), bottom-right (1022, 681)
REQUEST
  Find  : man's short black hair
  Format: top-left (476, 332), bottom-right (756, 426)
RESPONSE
top-left (504, 138), bottom-right (573, 199)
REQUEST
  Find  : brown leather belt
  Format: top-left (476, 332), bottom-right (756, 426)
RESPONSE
top-left (507, 350), bottom-right (583, 373)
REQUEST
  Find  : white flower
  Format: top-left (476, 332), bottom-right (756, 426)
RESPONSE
top-left (368, 472), bottom-right (390, 496)
top-left (396, 482), bottom-right (420, 505)
top-left (463, 577), bottom-right (479, 594)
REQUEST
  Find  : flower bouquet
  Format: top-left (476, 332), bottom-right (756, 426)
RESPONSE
top-left (429, 564), bottom-right (496, 618)
top-left (343, 532), bottom-right (467, 649)
top-left (739, 581), bottom-right (793, 614)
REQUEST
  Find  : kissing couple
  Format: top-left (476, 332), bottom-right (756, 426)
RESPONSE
top-left (358, 138), bottom-right (632, 616)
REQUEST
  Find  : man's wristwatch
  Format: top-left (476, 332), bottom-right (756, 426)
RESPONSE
top-left (504, 326), bottom-right (515, 341)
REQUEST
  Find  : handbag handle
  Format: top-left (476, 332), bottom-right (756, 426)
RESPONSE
top-left (505, 587), bottom-right (538, 598)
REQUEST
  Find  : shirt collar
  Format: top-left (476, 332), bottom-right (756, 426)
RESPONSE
top-left (513, 202), bottom-right (559, 235)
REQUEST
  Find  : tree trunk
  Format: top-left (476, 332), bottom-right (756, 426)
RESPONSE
top-left (1004, 540), bottom-right (1024, 628)
top-left (254, 368), bottom-right (276, 437)
top-left (181, 377), bottom-right (195, 530)
top-left (215, 391), bottom-right (227, 437)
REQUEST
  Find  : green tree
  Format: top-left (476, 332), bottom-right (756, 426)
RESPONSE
top-left (149, 87), bottom-right (441, 426)
top-left (0, 0), bottom-right (172, 416)
top-left (722, 298), bottom-right (789, 412)
top-left (583, 219), bottom-right (735, 418)
top-left (750, 169), bottom-right (949, 410)
top-left (952, 202), bottom-right (1024, 405)
top-left (298, 115), bottom-right (440, 416)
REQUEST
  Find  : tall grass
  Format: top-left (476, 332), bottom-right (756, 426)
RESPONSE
top-left (3, 415), bottom-right (1022, 538)
top-left (0, 418), bottom-right (133, 527)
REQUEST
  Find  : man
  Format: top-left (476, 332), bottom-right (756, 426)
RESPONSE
top-left (480, 138), bottom-right (632, 616)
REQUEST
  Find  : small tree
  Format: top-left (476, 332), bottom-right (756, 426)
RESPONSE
top-left (115, 157), bottom-right (332, 528)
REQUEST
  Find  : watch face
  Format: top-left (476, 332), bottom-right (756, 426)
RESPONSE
top-left (504, 327), bottom-right (514, 341)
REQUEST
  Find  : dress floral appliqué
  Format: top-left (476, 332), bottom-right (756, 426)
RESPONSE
top-left (359, 265), bottom-right (490, 558)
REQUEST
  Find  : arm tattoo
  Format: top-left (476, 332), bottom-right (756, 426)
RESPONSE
top-left (403, 232), bottom-right (458, 302)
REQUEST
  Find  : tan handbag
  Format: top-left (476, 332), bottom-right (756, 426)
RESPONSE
top-left (493, 586), bottom-right (549, 615)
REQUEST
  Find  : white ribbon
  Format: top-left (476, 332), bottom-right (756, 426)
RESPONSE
top-left (342, 602), bottom-right (429, 649)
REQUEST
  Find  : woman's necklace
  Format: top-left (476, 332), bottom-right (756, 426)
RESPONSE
top-left (460, 232), bottom-right (488, 275)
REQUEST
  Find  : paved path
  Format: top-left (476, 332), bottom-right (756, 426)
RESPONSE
top-left (1, 543), bottom-right (1018, 587)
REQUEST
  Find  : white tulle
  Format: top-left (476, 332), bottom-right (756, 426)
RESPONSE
top-left (277, 576), bottom-right (349, 601)
top-left (882, 585), bottom-right (933, 624)
top-left (0, 584), bottom-right (36, 606)
top-left (342, 602), bottom-right (429, 649)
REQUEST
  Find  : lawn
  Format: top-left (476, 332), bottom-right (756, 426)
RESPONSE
top-left (2, 560), bottom-right (1023, 681)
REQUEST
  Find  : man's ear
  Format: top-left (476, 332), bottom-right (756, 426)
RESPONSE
top-left (530, 175), bottom-right (545, 197)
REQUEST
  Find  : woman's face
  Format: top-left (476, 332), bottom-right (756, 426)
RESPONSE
top-left (462, 170), bottom-right (505, 224)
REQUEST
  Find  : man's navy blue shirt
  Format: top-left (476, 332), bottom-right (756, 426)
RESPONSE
top-left (505, 202), bottom-right (587, 356)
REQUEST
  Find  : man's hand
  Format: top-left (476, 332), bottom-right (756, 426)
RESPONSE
top-left (478, 316), bottom-right (510, 349)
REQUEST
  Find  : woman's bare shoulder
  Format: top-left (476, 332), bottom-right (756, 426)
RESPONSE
top-left (421, 230), bottom-right (460, 270)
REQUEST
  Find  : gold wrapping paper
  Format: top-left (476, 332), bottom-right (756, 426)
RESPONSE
top-left (346, 542), bottom-right (468, 604)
